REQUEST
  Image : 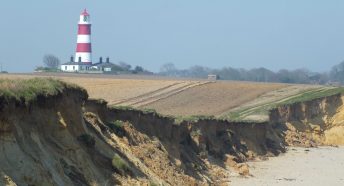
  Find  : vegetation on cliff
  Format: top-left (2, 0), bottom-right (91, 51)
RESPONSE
top-left (0, 78), bottom-right (86, 104)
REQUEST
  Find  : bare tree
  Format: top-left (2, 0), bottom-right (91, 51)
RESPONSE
top-left (160, 63), bottom-right (177, 76)
top-left (43, 54), bottom-right (60, 69)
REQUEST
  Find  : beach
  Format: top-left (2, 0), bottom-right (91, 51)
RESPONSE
top-left (230, 147), bottom-right (344, 186)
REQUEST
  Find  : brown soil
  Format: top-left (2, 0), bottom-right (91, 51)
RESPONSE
top-left (143, 81), bottom-right (286, 116)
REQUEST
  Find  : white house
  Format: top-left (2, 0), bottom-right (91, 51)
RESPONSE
top-left (60, 61), bottom-right (91, 72)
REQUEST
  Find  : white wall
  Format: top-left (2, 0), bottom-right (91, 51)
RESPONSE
top-left (61, 65), bottom-right (80, 72)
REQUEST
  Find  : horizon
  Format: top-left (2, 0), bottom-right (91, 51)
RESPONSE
top-left (1, 1), bottom-right (344, 73)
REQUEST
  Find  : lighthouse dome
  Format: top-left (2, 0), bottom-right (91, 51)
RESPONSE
top-left (81, 9), bottom-right (90, 16)
top-left (79, 9), bottom-right (91, 24)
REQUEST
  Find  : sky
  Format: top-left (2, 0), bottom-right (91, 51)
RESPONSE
top-left (1, 1), bottom-right (344, 72)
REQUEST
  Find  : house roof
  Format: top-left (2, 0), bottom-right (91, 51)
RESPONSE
top-left (61, 62), bottom-right (91, 66)
top-left (92, 62), bottom-right (116, 68)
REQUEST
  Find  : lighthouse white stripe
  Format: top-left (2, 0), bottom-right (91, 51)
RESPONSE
top-left (77, 35), bottom-right (91, 43)
top-left (75, 52), bottom-right (92, 63)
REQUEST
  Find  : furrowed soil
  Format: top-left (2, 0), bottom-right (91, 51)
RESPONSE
top-left (142, 81), bottom-right (286, 116)
top-left (0, 74), bottom-right (289, 117)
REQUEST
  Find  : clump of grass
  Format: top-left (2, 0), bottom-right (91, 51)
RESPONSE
top-left (112, 154), bottom-right (129, 175)
top-left (149, 181), bottom-right (159, 186)
top-left (174, 115), bottom-right (215, 124)
top-left (141, 108), bottom-right (157, 114)
top-left (106, 120), bottom-right (126, 137)
top-left (0, 78), bottom-right (86, 105)
top-left (77, 133), bottom-right (96, 148)
top-left (190, 129), bottom-right (202, 137)
top-left (111, 105), bottom-right (135, 111)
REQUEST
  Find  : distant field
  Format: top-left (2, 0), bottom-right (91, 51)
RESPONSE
top-left (141, 81), bottom-right (287, 116)
top-left (1, 73), bottom-right (341, 121)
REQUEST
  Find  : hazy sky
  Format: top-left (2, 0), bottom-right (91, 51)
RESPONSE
top-left (1, 1), bottom-right (344, 72)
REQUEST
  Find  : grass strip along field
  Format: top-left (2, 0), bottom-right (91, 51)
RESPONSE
top-left (0, 78), bottom-right (84, 104)
top-left (221, 86), bottom-right (344, 122)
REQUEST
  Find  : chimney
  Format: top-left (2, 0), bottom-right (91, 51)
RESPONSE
top-left (78, 57), bottom-right (82, 62)
top-left (99, 57), bottom-right (103, 63)
top-left (106, 57), bottom-right (110, 63)
top-left (70, 55), bottom-right (74, 62)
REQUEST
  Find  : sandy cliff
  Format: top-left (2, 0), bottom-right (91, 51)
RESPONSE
top-left (1, 79), bottom-right (344, 185)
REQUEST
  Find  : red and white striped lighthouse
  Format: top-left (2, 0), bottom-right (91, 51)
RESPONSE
top-left (75, 9), bottom-right (92, 64)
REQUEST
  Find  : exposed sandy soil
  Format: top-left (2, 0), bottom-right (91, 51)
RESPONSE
top-left (230, 147), bottom-right (344, 186)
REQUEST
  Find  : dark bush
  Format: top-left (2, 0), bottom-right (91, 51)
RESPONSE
top-left (106, 120), bottom-right (126, 137)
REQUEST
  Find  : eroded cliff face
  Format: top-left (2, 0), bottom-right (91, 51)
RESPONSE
top-left (270, 93), bottom-right (344, 146)
top-left (0, 88), bottom-right (122, 185)
top-left (85, 100), bottom-right (285, 184)
top-left (2, 84), bottom-right (344, 186)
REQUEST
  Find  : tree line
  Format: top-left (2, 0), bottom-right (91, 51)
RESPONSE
top-left (159, 62), bottom-right (344, 85)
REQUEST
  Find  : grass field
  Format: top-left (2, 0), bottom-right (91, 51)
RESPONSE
top-left (1, 73), bottom-right (343, 122)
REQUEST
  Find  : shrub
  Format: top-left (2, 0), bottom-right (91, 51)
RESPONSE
top-left (77, 134), bottom-right (95, 148)
top-left (106, 120), bottom-right (126, 137)
top-left (112, 154), bottom-right (129, 175)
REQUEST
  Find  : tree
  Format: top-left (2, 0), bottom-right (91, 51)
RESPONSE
top-left (133, 66), bottom-right (144, 73)
top-left (160, 63), bottom-right (179, 76)
top-left (330, 61), bottom-right (344, 83)
top-left (43, 54), bottom-right (60, 69)
top-left (118, 61), bottom-right (132, 71)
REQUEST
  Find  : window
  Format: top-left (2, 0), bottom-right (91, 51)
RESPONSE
top-left (65, 66), bottom-right (67, 70)
top-left (73, 66), bottom-right (75, 70)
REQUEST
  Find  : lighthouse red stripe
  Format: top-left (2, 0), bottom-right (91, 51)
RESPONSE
top-left (78, 24), bottom-right (91, 35)
top-left (76, 43), bottom-right (92, 52)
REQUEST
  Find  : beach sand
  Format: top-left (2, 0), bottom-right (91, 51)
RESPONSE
top-left (230, 147), bottom-right (344, 186)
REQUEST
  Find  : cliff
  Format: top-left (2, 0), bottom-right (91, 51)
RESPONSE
top-left (270, 93), bottom-right (344, 146)
top-left (1, 78), bottom-right (344, 185)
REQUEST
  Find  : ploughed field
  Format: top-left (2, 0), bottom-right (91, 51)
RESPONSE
top-left (1, 73), bottom-right (340, 121)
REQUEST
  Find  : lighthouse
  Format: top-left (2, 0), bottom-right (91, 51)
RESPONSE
top-left (75, 9), bottom-right (92, 64)
top-left (61, 9), bottom-right (116, 72)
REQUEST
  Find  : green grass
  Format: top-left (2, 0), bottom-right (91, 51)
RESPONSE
top-left (278, 87), bottom-right (344, 105)
top-left (0, 78), bottom-right (85, 104)
top-left (112, 105), bottom-right (158, 114)
top-left (174, 115), bottom-right (215, 124)
top-left (111, 105), bottom-right (136, 111)
top-left (112, 154), bottom-right (129, 175)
